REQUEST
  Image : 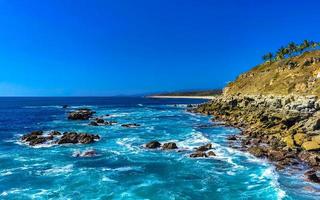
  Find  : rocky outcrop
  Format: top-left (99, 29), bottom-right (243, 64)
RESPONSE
top-left (68, 108), bottom-right (95, 120)
top-left (192, 94), bottom-right (320, 169)
top-left (21, 130), bottom-right (100, 146)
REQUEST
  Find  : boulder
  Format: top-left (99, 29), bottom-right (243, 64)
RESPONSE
top-left (294, 133), bottom-right (306, 146)
top-left (196, 143), bottom-right (213, 152)
top-left (190, 151), bottom-right (207, 158)
top-left (302, 141), bottom-right (320, 151)
top-left (207, 151), bottom-right (216, 156)
top-left (162, 142), bottom-right (178, 150)
top-left (62, 105), bottom-right (68, 109)
top-left (145, 141), bottom-right (161, 149)
top-left (248, 146), bottom-right (265, 157)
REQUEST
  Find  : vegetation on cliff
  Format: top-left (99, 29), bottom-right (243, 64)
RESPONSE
top-left (225, 49), bottom-right (320, 96)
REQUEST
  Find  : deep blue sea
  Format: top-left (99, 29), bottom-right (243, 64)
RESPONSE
top-left (0, 97), bottom-right (319, 199)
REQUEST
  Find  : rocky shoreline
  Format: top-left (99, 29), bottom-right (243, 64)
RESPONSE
top-left (191, 94), bottom-right (320, 183)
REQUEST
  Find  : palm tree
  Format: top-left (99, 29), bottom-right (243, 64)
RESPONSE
top-left (302, 40), bottom-right (310, 51)
top-left (262, 52), bottom-right (273, 63)
top-left (287, 42), bottom-right (298, 56)
top-left (276, 47), bottom-right (288, 60)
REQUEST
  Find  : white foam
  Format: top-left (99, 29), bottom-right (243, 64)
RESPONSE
top-left (260, 167), bottom-right (286, 200)
top-left (41, 164), bottom-right (73, 176)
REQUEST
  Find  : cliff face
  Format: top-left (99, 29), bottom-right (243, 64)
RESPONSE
top-left (224, 50), bottom-right (320, 97)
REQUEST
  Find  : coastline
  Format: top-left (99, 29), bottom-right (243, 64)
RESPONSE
top-left (191, 94), bottom-right (320, 184)
top-left (147, 95), bottom-right (216, 100)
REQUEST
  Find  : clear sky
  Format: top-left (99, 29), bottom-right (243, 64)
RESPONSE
top-left (0, 0), bottom-right (320, 96)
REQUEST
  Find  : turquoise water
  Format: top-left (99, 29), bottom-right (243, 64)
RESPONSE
top-left (0, 97), bottom-right (319, 199)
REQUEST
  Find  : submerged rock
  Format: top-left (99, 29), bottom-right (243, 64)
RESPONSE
top-left (121, 123), bottom-right (141, 128)
top-left (189, 151), bottom-right (207, 158)
top-left (73, 149), bottom-right (97, 157)
top-left (68, 108), bottom-right (95, 120)
top-left (145, 141), bottom-right (161, 149)
top-left (162, 142), bottom-right (178, 150)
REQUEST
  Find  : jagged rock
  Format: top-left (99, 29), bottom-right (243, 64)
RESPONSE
top-left (189, 151), bottom-right (207, 158)
top-left (196, 143), bottom-right (213, 151)
top-left (50, 131), bottom-right (61, 136)
top-left (62, 105), bottom-right (68, 109)
top-left (96, 118), bottom-right (104, 123)
top-left (145, 141), bottom-right (161, 149)
top-left (68, 108), bottom-right (95, 120)
top-left (89, 121), bottom-right (99, 126)
top-left (267, 150), bottom-right (286, 161)
top-left (302, 141), bottom-right (320, 151)
top-left (248, 146), bottom-right (265, 157)
top-left (57, 132), bottom-right (99, 144)
top-left (162, 142), bottom-right (178, 150)
top-left (304, 170), bottom-right (320, 183)
top-left (227, 135), bottom-right (237, 140)
top-left (293, 133), bottom-right (306, 146)
top-left (121, 123), bottom-right (140, 128)
top-left (207, 151), bottom-right (216, 156)
top-left (298, 151), bottom-right (320, 167)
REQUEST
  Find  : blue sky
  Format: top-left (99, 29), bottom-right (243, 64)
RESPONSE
top-left (0, 0), bottom-right (320, 96)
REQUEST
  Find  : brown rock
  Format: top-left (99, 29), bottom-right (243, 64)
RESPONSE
top-left (162, 142), bottom-right (178, 150)
top-left (145, 141), bottom-right (161, 149)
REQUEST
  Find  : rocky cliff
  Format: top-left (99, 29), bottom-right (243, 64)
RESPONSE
top-left (192, 50), bottom-right (320, 182)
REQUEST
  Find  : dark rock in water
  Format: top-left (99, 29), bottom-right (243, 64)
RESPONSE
top-left (50, 131), bottom-right (61, 136)
top-left (187, 104), bottom-right (193, 108)
top-left (162, 142), bottom-right (178, 150)
top-left (227, 135), bottom-right (237, 140)
top-left (121, 123), bottom-right (141, 128)
top-left (305, 170), bottom-right (320, 183)
top-left (145, 141), bottom-right (161, 149)
top-left (68, 108), bottom-right (95, 120)
top-left (105, 121), bottom-right (117, 125)
top-left (62, 105), bottom-right (68, 109)
top-left (96, 118), bottom-right (104, 123)
top-left (21, 130), bottom-right (100, 147)
top-left (28, 137), bottom-right (48, 146)
top-left (207, 151), bottom-right (216, 156)
top-left (21, 130), bottom-right (43, 141)
top-left (89, 121), bottom-right (99, 126)
top-left (196, 143), bottom-right (213, 152)
top-left (57, 132), bottom-right (99, 144)
top-left (58, 132), bottom-right (78, 144)
top-left (74, 149), bottom-right (97, 157)
top-left (190, 151), bottom-right (207, 158)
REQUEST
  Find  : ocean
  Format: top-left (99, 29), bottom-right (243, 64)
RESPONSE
top-left (0, 97), bottom-right (318, 199)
